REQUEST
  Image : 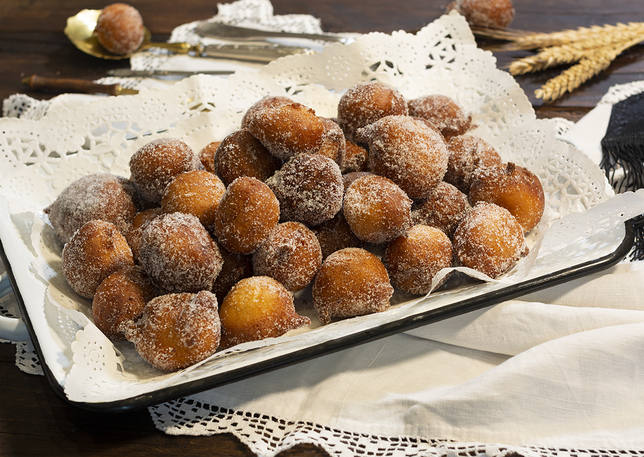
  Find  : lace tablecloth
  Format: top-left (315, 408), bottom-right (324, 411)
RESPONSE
top-left (3, 1), bottom-right (644, 456)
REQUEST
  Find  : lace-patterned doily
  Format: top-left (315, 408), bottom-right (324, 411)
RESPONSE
top-left (3, 8), bottom-right (644, 456)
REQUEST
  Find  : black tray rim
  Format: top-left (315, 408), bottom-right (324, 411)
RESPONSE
top-left (0, 220), bottom-right (635, 413)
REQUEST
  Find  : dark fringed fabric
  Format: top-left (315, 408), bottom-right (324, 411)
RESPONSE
top-left (600, 92), bottom-right (644, 260)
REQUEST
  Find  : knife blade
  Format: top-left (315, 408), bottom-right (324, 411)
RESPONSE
top-left (107, 69), bottom-right (234, 78)
top-left (194, 22), bottom-right (350, 44)
top-left (196, 43), bottom-right (310, 62)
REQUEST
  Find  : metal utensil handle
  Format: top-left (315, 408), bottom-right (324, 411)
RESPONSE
top-left (0, 274), bottom-right (28, 342)
top-left (139, 42), bottom-right (203, 54)
top-left (22, 75), bottom-right (123, 96)
top-left (197, 22), bottom-right (345, 43)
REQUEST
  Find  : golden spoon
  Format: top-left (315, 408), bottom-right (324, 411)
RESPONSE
top-left (64, 9), bottom-right (199, 60)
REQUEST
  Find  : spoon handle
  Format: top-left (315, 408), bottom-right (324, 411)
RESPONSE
top-left (22, 75), bottom-right (137, 95)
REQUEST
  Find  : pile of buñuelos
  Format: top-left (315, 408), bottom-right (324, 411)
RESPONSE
top-left (46, 81), bottom-right (544, 372)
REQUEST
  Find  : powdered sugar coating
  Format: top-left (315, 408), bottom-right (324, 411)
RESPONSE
top-left (92, 265), bottom-right (158, 338)
top-left (122, 291), bottom-right (221, 371)
top-left (253, 222), bottom-right (322, 291)
top-left (313, 213), bottom-right (362, 259)
top-left (412, 181), bottom-right (470, 236)
top-left (342, 172), bottom-right (373, 191)
top-left (266, 153), bottom-right (343, 226)
top-left (139, 212), bottom-right (223, 292)
top-left (125, 207), bottom-right (161, 262)
top-left (313, 248), bottom-right (393, 324)
top-left (343, 175), bottom-right (412, 244)
top-left (241, 95), bottom-right (293, 129)
top-left (317, 118), bottom-right (346, 165)
top-left (449, 0), bottom-right (515, 28)
top-left (212, 249), bottom-right (253, 303)
top-left (46, 173), bottom-right (136, 244)
top-left (383, 225), bottom-right (453, 295)
top-left (453, 202), bottom-right (527, 278)
top-left (358, 115), bottom-right (448, 199)
top-left (95, 3), bottom-right (145, 55)
top-left (246, 102), bottom-right (325, 160)
top-left (161, 170), bottom-right (226, 229)
top-left (407, 95), bottom-right (472, 140)
top-left (341, 140), bottom-right (369, 173)
top-left (215, 129), bottom-right (280, 186)
top-left (469, 162), bottom-right (545, 232)
top-left (62, 220), bottom-right (134, 298)
top-left (214, 177), bottom-right (280, 254)
top-left (445, 135), bottom-right (501, 192)
top-left (199, 141), bottom-right (220, 173)
top-left (129, 138), bottom-right (201, 204)
top-left (337, 81), bottom-right (408, 142)
top-left (220, 276), bottom-right (310, 348)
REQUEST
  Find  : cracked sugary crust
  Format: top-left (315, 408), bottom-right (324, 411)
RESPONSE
top-left (219, 276), bottom-right (310, 348)
top-left (341, 140), bottom-right (369, 173)
top-left (212, 249), bottom-right (253, 303)
top-left (214, 177), bottom-right (280, 254)
top-left (343, 175), bottom-right (412, 244)
top-left (45, 173), bottom-right (136, 245)
top-left (129, 138), bottom-right (201, 204)
top-left (121, 291), bottom-right (221, 372)
top-left (337, 81), bottom-right (408, 142)
top-left (313, 213), bottom-right (362, 259)
top-left (357, 115), bottom-right (449, 200)
top-left (62, 220), bottom-right (134, 299)
top-left (453, 202), bottom-right (527, 278)
top-left (241, 96), bottom-right (293, 129)
top-left (139, 212), bottom-right (223, 292)
top-left (412, 181), bottom-right (470, 236)
top-left (266, 153), bottom-right (343, 227)
top-left (124, 207), bottom-right (161, 263)
top-left (313, 248), bottom-right (393, 324)
top-left (383, 225), bottom-right (453, 295)
top-left (199, 141), bottom-right (220, 173)
top-left (94, 3), bottom-right (145, 55)
top-left (449, 0), bottom-right (515, 29)
top-left (253, 222), bottom-right (322, 291)
top-left (407, 95), bottom-right (472, 140)
top-left (445, 135), bottom-right (502, 192)
top-left (469, 162), bottom-right (545, 232)
top-left (317, 118), bottom-right (346, 166)
top-left (215, 129), bottom-right (280, 186)
top-left (92, 265), bottom-right (158, 338)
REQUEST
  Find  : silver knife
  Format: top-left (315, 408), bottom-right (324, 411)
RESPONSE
top-left (194, 22), bottom-right (350, 44)
top-left (107, 69), bottom-right (234, 78)
top-left (141, 42), bottom-right (309, 63)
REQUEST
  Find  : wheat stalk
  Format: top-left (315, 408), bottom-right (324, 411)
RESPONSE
top-left (535, 36), bottom-right (644, 102)
top-left (509, 30), bottom-right (644, 74)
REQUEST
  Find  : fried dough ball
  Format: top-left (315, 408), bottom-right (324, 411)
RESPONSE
top-left (337, 81), bottom-right (408, 141)
top-left (214, 130), bottom-right (280, 186)
top-left (454, 202), bottom-right (527, 278)
top-left (199, 141), bottom-right (220, 173)
top-left (266, 153), bottom-right (343, 226)
top-left (212, 249), bottom-right (253, 303)
top-left (161, 170), bottom-right (226, 229)
top-left (241, 95), bottom-right (293, 129)
top-left (469, 162), bottom-right (545, 232)
top-left (92, 266), bottom-right (157, 338)
top-left (139, 212), bottom-right (223, 292)
top-left (313, 248), bottom-right (393, 324)
top-left (253, 222), bottom-right (322, 291)
top-left (122, 291), bottom-right (221, 371)
top-left (214, 177), bottom-right (280, 254)
top-left (412, 182), bottom-right (470, 236)
top-left (383, 225), bottom-right (453, 295)
top-left (62, 220), bottom-right (134, 298)
top-left (124, 207), bottom-right (161, 262)
top-left (219, 276), bottom-right (310, 348)
top-left (341, 140), bottom-right (369, 173)
top-left (445, 135), bottom-right (502, 192)
top-left (317, 118), bottom-right (346, 166)
top-left (129, 138), bottom-right (201, 204)
top-left (449, 0), bottom-right (515, 29)
top-left (357, 115), bottom-right (448, 199)
top-left (46, 173), bottom-right (136, 245)
top-left (94, 3), bottom-right (144, 55)
top-left (343, 175), bottom-right (412, 244)
top-left (313, 213), bottom-right (362, 259)
top-left (246, 101), bottom-right (325, 160)
top-left (407, 95), bottom-right (472, 140)
top-left (342, 171), bottom-right (373, 191)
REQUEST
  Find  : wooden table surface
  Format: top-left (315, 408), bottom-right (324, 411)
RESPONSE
top-left (0, 0), bottom-right (642, 455)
